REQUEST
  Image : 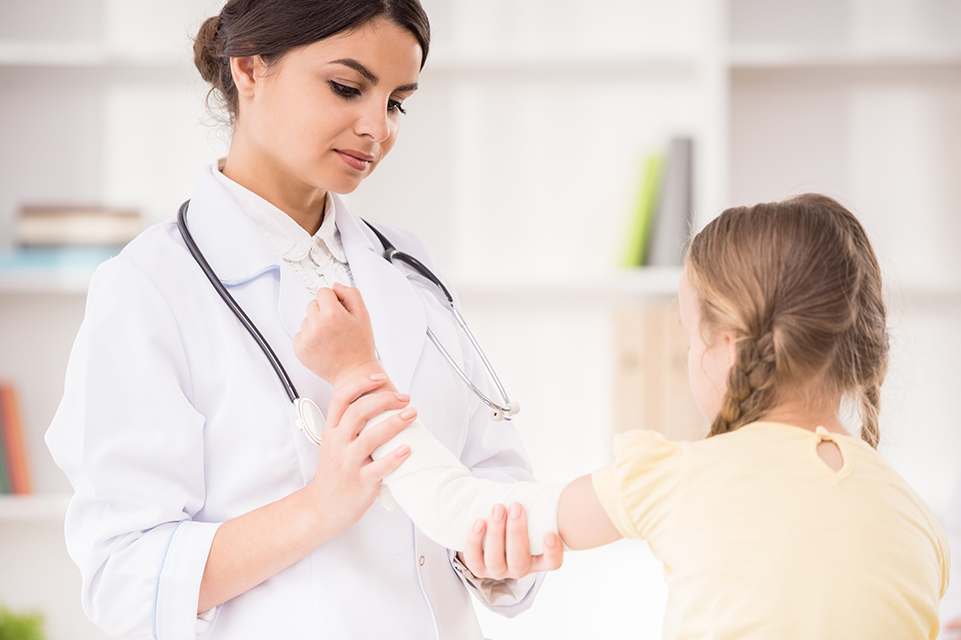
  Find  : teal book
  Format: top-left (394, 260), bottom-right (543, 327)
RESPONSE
top-left (621, 154), bottom-right (665, 268)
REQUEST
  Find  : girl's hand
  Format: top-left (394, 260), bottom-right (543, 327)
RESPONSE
top-left (304, 373), bottom-right (413, 537)
top-left (294, 283), bottom-right (379, 387)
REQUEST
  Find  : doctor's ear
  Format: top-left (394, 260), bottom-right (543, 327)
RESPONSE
top-left (229, 56), bottom-right (266, 98)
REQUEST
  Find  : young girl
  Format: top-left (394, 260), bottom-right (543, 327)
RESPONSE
top-left (296, 193), bottom-right (950, 638)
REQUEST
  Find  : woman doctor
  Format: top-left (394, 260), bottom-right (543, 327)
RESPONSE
top-left (45, 1), bottom-right (562, 638)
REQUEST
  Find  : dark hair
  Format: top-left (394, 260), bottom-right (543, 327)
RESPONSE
top-left (686, 193), bottom-right (890, 448)
top-left (194, 0), bottom-right (431, 122)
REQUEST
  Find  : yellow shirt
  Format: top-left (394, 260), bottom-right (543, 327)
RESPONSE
top-left (592, 422), bottom-right (950, 640)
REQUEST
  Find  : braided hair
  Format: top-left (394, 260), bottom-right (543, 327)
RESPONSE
top-left (686, 193), bottom-right (889, 448)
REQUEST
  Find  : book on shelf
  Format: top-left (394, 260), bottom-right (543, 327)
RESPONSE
top-left (621, 136), bottom-right (695, 268)
top-left (620, 153), bottom-right (664, 269)
top-left (0, 380), bottom-right (32, 494)
top-left (16, 204), bottom-right (144, 248)
top-left (0, 398), bottom-right (9, 494)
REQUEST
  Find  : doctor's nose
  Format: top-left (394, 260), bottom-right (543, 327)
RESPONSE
top-left (355, 103), bottom-right (392, 143)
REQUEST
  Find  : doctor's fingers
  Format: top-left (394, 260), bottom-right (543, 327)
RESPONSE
top-left (479, 504), bottom-right (510, 578)
top-left (351, 406), bottom-right (417, 462)
top-left (310, 286), bottom-right (349, 318)
top-left (503, 503), bottom-right (534, 577)
top-left (361, 439), bottom-right (411, 484)
top-left (336, 390), bottom-right (412, 440)
top-left (331, 283), bottom-right (371, 322)
top-left (326, 373), bottom-right (390, 427)
top-left (529, 532), bottom-right (564, 573)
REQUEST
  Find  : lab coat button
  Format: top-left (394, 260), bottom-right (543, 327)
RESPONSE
top-left (419, 555), bottom-right (426, 566)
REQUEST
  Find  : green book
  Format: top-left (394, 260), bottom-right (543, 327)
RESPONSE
top-left (621, 153), bottom-right (665, 268)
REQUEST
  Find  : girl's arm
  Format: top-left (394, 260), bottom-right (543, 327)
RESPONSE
top-left (294, 284), bottom-right (622, 557)
top-left (557, 475), bottom-right (624, 550)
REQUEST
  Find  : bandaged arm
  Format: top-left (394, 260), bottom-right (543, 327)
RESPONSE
top-left (367, 410), bottom-right (564, 555)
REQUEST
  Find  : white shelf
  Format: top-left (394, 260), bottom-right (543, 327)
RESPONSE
top-left (0, 494), bottom-right (70, 522)
top-left (425, 51), bottom-right (701, 77)
top-left (453, 267), bottom-right (683, 305)
top-left (0, 41), bottom-right (189, 69)
top-left (728, 44), bottom-right (961, 69)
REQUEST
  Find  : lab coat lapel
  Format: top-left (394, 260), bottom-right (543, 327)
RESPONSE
top-left (335, 195), bottom-right (426, 394)
top-left (184, 168), bottom-right (316, 392)
top-left (182, 167), bottom-right (281, 284)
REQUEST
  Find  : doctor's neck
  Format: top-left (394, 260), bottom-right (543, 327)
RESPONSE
top-left (221, 148), bottom-right (328, 235)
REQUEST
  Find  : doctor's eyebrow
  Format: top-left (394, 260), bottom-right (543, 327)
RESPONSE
top-left (328, 58), bottom-right (418, 92)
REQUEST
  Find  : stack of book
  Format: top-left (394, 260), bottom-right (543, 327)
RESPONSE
top-left (621, 136), bottom-right (695, 268)
top-left (15, 204), bottom-right (143, 248)
top-left (0, 381), bottom-right (31, 495)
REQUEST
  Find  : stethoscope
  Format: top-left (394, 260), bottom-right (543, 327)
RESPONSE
top-left (177, 200), bottom-right (519, 446)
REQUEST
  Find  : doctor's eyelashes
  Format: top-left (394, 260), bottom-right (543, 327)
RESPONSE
top-left (328, 80), bottom-right (360, 100)
top-left (327, 80), bottom-right (408, 115)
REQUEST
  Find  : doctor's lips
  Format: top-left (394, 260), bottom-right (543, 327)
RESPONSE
top-left (335, 149), bottom-right (375, 171)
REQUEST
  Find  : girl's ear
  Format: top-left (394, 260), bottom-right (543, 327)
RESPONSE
top-left (230, 56), bottom-right (262, 98)
top-left (721, 330), bottom-right (738, 370)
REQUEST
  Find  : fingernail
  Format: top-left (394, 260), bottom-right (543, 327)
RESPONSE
top-left (397, 444), bottom-right (410, 457)
top-left (545, 532), bottom-right (557, 547)
top-left (400, 407), bottom-right (417, 420)
top-left (509, 503), bottom-right (522, 519)
top-left (473, 519), bottom-right (485, 533)
top-left (370, 373), bottom-right (387, 381)
top-left (493, 504), bottom-right (506, 521)
top-left (396, 393), bottom-right (410, 403)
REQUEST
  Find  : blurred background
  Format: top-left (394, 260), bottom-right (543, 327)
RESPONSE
top-left (0, 0), bottom-right (959, 638)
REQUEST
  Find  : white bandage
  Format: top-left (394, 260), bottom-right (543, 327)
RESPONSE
top-left (367, 410), bottom-right (563, 555)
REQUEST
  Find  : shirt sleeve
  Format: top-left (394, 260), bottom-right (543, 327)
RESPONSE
top-left (45, 256), bottom-right (219, 639)
top-left (591, 429), bottom-right (686, 541)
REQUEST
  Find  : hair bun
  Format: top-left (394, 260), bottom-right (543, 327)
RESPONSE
top-left (193, 15), bottom-right (224, 86)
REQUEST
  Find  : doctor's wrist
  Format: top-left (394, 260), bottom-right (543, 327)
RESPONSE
top-left (330, 360), bottom-right (393, 392)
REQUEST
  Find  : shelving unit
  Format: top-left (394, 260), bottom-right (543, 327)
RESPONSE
top-left (1, 1), bottom-right (958, 639)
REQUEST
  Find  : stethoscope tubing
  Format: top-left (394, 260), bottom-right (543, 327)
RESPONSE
top-left (361, 220), bottom-right (518, 420)
top-left (178, 200), bottom-right (300, 404)
top-left (178, 197), bottom-right (518, 438)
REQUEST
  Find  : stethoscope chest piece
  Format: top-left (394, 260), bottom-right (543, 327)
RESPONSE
top-left (295, 397), bottom-right (326, 446)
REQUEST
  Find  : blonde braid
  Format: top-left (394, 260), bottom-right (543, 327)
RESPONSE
top-left (712, 331), bottom-right (778, 436)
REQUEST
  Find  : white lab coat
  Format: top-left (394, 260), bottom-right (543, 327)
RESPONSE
top-left (46, 168), bottom-right (543, 639)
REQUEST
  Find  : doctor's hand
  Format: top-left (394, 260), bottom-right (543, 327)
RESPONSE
top-left (295, 283), bottom-right (379, 388)
top-left (304, 373), bottom-right (412, 538)
top-left (458, 503), bottom-right (563, 581)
